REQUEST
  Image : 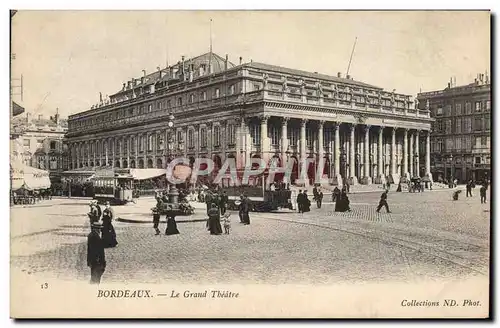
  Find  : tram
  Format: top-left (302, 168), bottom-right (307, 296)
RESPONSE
top-left (219, 170), bottom-right (292, 212)
top-left (92, 168), bottom-right (135, 205)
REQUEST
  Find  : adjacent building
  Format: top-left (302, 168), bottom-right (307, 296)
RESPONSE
top-left (65, 52), bottom-right (433, 185)
top-left (417, 74), bottom-right (491, 183)
top-left (10, 111), bottom-right (69, 183)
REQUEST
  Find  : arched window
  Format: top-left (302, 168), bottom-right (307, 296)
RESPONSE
top-left (200, 128), bottom-right (207, 148)
top-left (201, 91), bottom-right (207, 101)
top-left (148, 135), bottom-right (154, 151)
top-left (214, 88), bottom-right (220, 98)
top-left (213, 125), bottom-right (220, 147)
top-left (228, 124), bottom-right (235, 145)
top-left (188, 129), bottom-right (194, 148)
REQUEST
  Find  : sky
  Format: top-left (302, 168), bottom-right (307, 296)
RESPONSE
top-left (10, 10), bottom-right (491, 119)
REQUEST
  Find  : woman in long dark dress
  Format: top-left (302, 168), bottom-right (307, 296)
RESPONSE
top-left (302, 192), bottom-right (311, 213)
top-left (101, 202), bottom-right (118, 248)
top-left (165, 206), bottom-right (180, 235)
top-left (207, 203), bottom-right (223, 235)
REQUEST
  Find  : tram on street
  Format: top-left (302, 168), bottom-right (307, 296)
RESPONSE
top-left (219, 170), bottom-right (292, 212)
top-left (92, 168), bottom-right (135, 205)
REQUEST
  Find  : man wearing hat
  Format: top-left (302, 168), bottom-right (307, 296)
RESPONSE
top-left (152, 207), bottom-right (161, 235)
top-left (87, 223), bottom-right (106, 284)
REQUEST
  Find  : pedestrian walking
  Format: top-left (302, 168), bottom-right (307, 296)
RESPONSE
top-left (297, 190), bottom-right (303, 213)
top-left (165, 205), bottom-right (180, 235)
top-left (240, 195), bottom-right (251, 225)
top-left (480, 185), bottom-right (487, 204)
top-left (290, 188), bottom-right (297, 211)
top-left (219, 191), bottom-right (228, 215)
top-left (332, 186), bottom-right (340, 202)
top-left (376, 190), bottom-right (391, 213)
top-left (466, 180), bottom-right (473, 197)
top-left (208, 203), bottom-right (223, 234)
top-left (222, 212), bottom-right (231, 235)
top-left (152, 207), bottom-right (161, 235)
top-left (101, 202), bottom-right (118, 248)
top-left (302, 191), bottom-right (311, 213)
top-left (316, 190), bottom-right (323, 209)
top-left (87, 223), bottom-right (106, 284)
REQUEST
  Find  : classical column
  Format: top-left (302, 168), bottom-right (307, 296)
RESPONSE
top-left (425, 130), bottom-right (431, 178)
top-left (391, 127), bottom-right (396, 176)
top-left (235, 118), bottom-right (243, 168)
top-left (300, 119), bottom-right (307, 161)
top-left (415, 130), bottom-right (420, 177)
top-left (318, 120), bottom-right (325, 160)
top-left (409, 130), bottom-right (414, 178)
top-left (334, 122), bottom-right (340, 178)
top-left (135, 134), bottom-right (139, 168)
top-left (221, 121), bottom-right (227, 161)
top-left (75, 143), bottom-right (80, 168)
top-left (377, 126), bottom-right (385, 183)
top-left (207, 122), bottom-right (213, 159)
top-left (363, 125), bottom-right (371, 184)
top-left (349, 123), bottom-right (356, 184)
top-left (403, 128), bottom-right (409, 178)
top-left (281, 117), bottom-right (288, 162)
top-left (260, 116), bottom-right (269, 161)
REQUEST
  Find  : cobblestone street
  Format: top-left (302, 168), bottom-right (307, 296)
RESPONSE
top-left (10, 188), bottom-right (490, 285)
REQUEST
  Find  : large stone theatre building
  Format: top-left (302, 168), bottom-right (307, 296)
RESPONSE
top-left (66, 52), bottom-right (433, 185)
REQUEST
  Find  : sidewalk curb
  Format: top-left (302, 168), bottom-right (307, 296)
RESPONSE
top-left (117, 217), bottom-right (207, 224)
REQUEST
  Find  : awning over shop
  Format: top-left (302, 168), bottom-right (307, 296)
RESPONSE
top-left (129, 169), bottom-right (166, 180)
top-left (10, 160), bottom-right (51, 191)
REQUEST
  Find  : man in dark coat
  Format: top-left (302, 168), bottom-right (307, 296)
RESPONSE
top-left (205, 191), bottom-right (213, 215)
top-left (302, 191), bottom-right (311, 213)
top-left (240, 195), bottom-right (251, 225)
top-left (297, 190), bottom-right (303, 213)
top-left (376, 190), bottom-right (391, 213)
top-left (466, 180), bottom-right (473, 197)
top-left (312, 186), bottom-right (319, 202)
top-left (332, 187), bottom-right (340, 202)
top-left (219, 191), bottom-right (228, 215)
top-left (316, 189), bottom-right (324, 209)
top-left (87, 223), bottom-right (106, 284)
top-left (480, 185), bottom-right (487, 204)
top-left (152, 207), bottom-right (161, 235)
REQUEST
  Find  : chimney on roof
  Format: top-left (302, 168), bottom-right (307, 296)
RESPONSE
top-left (447, 82), bottom-right (451, 89)
top-left (189, 64), bottom-right (194, 82)
top-left (199, 64), bottom-right (205, 77)
top-left (239, 57), bottom-right (242, 65)
top-left (141, 77), bottom-right (145, 84)
top-left (225, 54), bottom-right (228, 71)
top-left (181, 56), bottom-right (185, 74)
top-left (142, 69), bottom-right (146, 77)
top-left (337, 72), bottom-right (342, 78)
top-left (122, 83), bottom-right (126, 91)
top-left (54, 108), bottom-right (60, 124)
top-left (38, 114), bottom-right (42, 121)
top-left (346, 74), bottom-right (351, 80)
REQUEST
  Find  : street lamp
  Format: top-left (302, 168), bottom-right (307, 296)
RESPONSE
top-left (449, 154), bottom-right (454, 187)
top-left (164, 113), bottom-right (180, 206)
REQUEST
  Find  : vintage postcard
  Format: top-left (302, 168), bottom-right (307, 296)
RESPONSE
top-left (9, 10), bottom-right (491, 318)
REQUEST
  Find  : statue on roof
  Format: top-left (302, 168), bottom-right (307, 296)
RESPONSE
top-left (282, 77), bottom-right (288, 92)
top-left (378, 92), bottom-right (382, 104)
top-left (390, 91), bottom-right (395, 105)
top-left (332, 84), bottom-right (338, 98)
top-left (425, 99), bottom-right (430, 110)
top-left (403, 97), bottom-right (408, 109)
top-left (299, 79), bottom-right (306, 95)
top-left (263, 73), bottom-right (269, 90)
top-left (317, 82), bottom-right (323, 96)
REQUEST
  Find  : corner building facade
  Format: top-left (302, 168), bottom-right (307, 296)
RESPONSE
top-left (66, 52), bottom-right (433, 185)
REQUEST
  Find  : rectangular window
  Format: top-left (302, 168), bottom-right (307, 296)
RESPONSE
top-left (462, 136), bottom-right (467, 151)
top-left (465, 117), bottom-right (472, 133)
top-left (270, 126), bottom-right (280, 146)
top-left (475, 157), bottom-right (481, 164)
top-left (465, 102), bottom-right (472, 114)
top-left (481, 136), bottom-right (487, 146)
top-left (214, 88), bottom-right (220, 98)
top-left (455, 137), bottom-right (461, 150)
top-left (455, 117), bottom-right (462, 134)
top-left (436, 107), bottom-right (443, 115)
top-left (157, 102), bottom-right (162, 110)
top-left (445, 104), bottom-right (452, 116)
top-left (148, 104), bottom-right (152, 112)
top-left (177, 131), bottom-right (183, 143)
top-left (189, 94), bottom-right (194, 103)
top-left (306, 128), bottom-right (314, 148)
top-left (177, 97), bottom-right (183, 106)
top-left (288, 126), bottom-right (297, 147)
top-left (455, 103), bottom-right (462, 115)
top-left (485, 116), bottom-right (490, 131)
top-left (475, 101), bottom-right (482, 112)
top-left (474, 117), bottom-right (482, 131)
top-left (475, 137), bottom-right (481, 148)
top-left (228, 124), bottom-right (235, 145)
top-left (445, 119), bottom-right (452, 134)
top-left (229, 84), bottom-right (235, 95)
top-left (201, 91), bottom-right (207, 101)
top-left (200, 128), bottom-right (208, 148)
top-left (251, 124), bottom-right (261, 145)
top-left (486, 100), bottom-right (491, 111)
top-left (446, 137), bottom-right (453, 152)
